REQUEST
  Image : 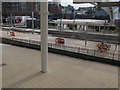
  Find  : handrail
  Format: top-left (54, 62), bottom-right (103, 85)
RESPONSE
top-left (0, 37), bottom-right (119, 60)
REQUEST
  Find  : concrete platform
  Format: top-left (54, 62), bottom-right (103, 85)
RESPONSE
top-left (1, 30), bottom-right (119, 53)
top-left (2, 44), bottom-right (118, 88)
top-left (2, 27), bottom-right (118, 36)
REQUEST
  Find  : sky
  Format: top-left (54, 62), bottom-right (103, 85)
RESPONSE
top-left (60, 0), bottom-right (95, 9)
top-left (49, 0), bottom-right (120, 19)
top-left (49, 0), bottom-right (120, 9)
top-left (48, 0), bottom-right (95, 9)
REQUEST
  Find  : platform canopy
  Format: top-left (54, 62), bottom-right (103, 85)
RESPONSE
top-left (54, 19), bottom-right (107, 25)
top-left (73, 0), bottom-right (120, 7)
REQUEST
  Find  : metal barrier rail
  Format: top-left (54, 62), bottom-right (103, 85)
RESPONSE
top-left (1, 37), bottom-right (119, 61)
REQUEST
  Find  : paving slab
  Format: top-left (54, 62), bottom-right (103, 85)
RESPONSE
top-left (2, 44), bottom-right (118, 88)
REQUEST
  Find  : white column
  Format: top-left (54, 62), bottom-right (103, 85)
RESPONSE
top-left (99, 26), bottom-right (101, 32)
top-left (64, 24), bottom-right (66, 29)
top-left (85, 22), bottom-right (88, 31)
top-left (80, 25), bottom-right (83, 31)
top-left (0, 1), bottom-right (2, 90)
top-left (85, 25), bottom-right (88, 31)
top-left (77, 25), bottom-right (80, 30)
top-left (63, 24), bottom-right (64, 29)
top-left (57, 24), bottom-right (60, 29)
top-left (83, 25), bottom-right (85, 31)
top-left (40, 1), bottom-right (48, 73)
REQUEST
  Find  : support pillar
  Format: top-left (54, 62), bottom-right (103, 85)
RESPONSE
top-left (78, 25), bottom-right (79, 30)
top-left (81, 25), bottom-right (84, 31)
top-left (64, 24), bottom-right (67, 29)
top-left (63, 24), bottom-right (64, 30)
top-left (83, 25), bottom-right (85, 31)
top-left (85, 25), bottom-right (88, 31)
top-left (40, 1), bottom-right (48, 73)
top-left (99, 26), bottom-right (101, 32)
top-left (0, 1), bottom-right (2, 90)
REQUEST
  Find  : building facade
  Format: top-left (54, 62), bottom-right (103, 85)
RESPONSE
top-left (2, 2), bottom-right (39, 17)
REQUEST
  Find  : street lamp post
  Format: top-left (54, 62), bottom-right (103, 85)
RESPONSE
top-left (103, 20), bottom-right (107, 36)
top-left (8, 16), bottom-right (10, 34)
top-left (85, 22), bottom-right (88, 48)
top-left (73, 10), bottom-right (76, 38)
top-left (10, 14), bottom-right (12, 27)
top-left (59, 9), bottom-right (64, 38)
top-left (60, 13), bottom-right (62, 38)
top-left (32, 11), bottom-right (34, 34)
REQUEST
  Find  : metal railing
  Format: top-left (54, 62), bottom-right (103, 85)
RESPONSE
top-left (1, 37), bottom-right (119, 61)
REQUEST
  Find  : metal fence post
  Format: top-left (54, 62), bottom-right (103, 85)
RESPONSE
top-left (112, 53), bottom-right (115, 60)
top-left (94, 50), bottom-right (96, 56)
top-left (51, 43), bottom-right (52, 48)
